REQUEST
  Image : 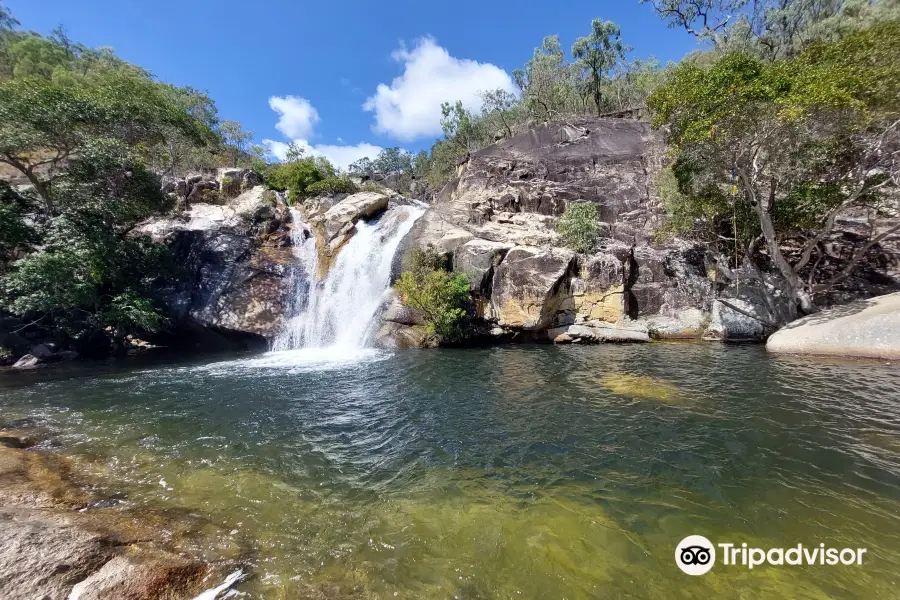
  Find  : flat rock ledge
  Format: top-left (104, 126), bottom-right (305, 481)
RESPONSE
top-left (548, 322), bottom-right (650, 344)
top-left (0, 428), bottom-right (243, 600)
top-left (766, 292), bottom-right (900, 360)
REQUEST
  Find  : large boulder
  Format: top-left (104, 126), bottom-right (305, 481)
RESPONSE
top-left (453, 239), bottom-right (512, 295)
top-left (135, 186), bottom-right (293, 344)
top-left (766, 292), bottom-right (900, 359)
top-left (308, 192), bottom-right (389, 277)
top-left (490, 247), bottom-right (575, 330)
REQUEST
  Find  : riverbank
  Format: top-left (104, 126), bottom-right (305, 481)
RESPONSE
top-left (0, 425), bottom-right (244, 599)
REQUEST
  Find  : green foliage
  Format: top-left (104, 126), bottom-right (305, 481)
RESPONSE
top-left (0, 4), bottom-right (226, 342)
top-left (0, 182), bottom-right (36, 262)
top-left (572, 19), bottom-right (630, 115)
top-left (396, 247), bottom-right (470, 341)
top-left (648, 20), bottom-right (900, 308)
top-left (265, 154), bottom-right (338, 202)
top-left (305, 175), bottom-right (357, 196)
top-left (556, 202), bottom-right (601, 253)
top-left (373, 147), bottom-right (413, 175)
top-left (2, 206), bottom-right (175, 337)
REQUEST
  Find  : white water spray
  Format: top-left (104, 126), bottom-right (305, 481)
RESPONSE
top-left (272, 205), bottom-right (423, 352)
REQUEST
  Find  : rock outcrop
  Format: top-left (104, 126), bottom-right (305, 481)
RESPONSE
top-left (397, 118), bottom-right (712, 344)
top-left (304, 192), bottom-right (389, 278)
top-left (136, 185), bottom-right (294, 348)
top-left (766, 292), bottom-right (900, 360)
top-left (392, 117), bottom-right (900, 347)
top-left (0, 428), bottom-right (240, 599)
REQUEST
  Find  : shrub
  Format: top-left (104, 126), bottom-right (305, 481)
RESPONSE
top-left (264, 156), bottom-right (337, 202)
top-left (557, 202), bottom-right (600, 253)
top-left (306, 175), bottom-right (358, 196)
top-left (396, 247), bottom-right (470, 341)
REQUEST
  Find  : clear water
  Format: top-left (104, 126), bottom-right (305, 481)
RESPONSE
top-left (1, 344), bottom-right (899, 599)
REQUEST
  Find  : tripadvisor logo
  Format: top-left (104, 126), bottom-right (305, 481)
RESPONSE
top-left (675, 536), bottom-right (867, 575)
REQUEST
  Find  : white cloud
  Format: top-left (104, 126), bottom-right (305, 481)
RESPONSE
top-left (262, 139), bottom-right (383, 171)
top-left (269, 95), bottom-right (320, 139)
top-left (363, 37), bottom-right (516, 141)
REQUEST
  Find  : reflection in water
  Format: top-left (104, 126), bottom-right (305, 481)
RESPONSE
top-left (1, 344), bottom-right (899, 599)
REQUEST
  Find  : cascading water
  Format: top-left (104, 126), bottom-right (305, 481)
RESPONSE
top-left (272, 205), bottom-right (423, 352)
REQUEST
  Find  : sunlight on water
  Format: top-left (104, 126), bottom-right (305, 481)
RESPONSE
top-left (1, 344), bottom-right (899, 599)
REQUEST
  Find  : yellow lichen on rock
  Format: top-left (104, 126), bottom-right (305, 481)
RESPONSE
top-left (574, 286), bottom-right (625, 324)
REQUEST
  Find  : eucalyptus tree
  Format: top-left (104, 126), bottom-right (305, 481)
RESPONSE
top-left (572, 19), bottom-right (629, 115)
top-left (649, 21), bottom-right (900, 318)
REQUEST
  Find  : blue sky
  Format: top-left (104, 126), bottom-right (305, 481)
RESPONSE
top-left (7, 0), bottom-right (700, 168)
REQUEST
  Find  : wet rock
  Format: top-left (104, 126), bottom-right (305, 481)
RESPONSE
top-left (30, 343), bottom-right (54, 359)
top-left (68, 547), bottom-right (208, 600)
top-left (707, 297), bottom-right (771, 341)
top-left (376, 321), bottom-right (432, 350)
top-left (767, 292), bottom-right (900, 360)
top-left (135, 187), bottom-right (291, 342)
top-left (0, 508), bottom-right (117, 600)
top-left (0, 429), bottom-right (45, 449)
top-left (547, 322), bottom-right (649, 343)
top-left (59, 350), bottom-right (80, 361)
top-left (381, 294), bottom-right (426, 327)
top-left (309, 192), bottom-right (389, 277)
top-left (12, 354), bottom-right (41, 369)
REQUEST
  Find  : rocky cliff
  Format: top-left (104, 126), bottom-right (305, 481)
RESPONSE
top-left (392, 117), bottom-right (900, 346)
top-left (136, 169), bottom-right (295, 351)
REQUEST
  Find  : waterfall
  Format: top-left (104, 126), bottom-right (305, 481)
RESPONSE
top-left (272, 205), bottom-right (423, 352)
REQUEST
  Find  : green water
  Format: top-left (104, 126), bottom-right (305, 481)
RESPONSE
top-left (1, 344), bottom-right (899, 599)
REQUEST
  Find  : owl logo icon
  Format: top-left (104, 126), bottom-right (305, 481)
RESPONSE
top-left (675, 535), bottom-right (716, 575)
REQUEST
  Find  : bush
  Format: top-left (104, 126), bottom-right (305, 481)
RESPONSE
top-left (264, 156), bottom-right (337, 202)
top-left (395, 247), bottom-right (470, 341)
top-left (557, 202), bottom-right (600, 253)
top-left (306, 175), bottom-right (358, 196)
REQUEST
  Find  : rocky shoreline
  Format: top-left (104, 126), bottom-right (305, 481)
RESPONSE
top-left (0, 424), bottom-right (245, 600)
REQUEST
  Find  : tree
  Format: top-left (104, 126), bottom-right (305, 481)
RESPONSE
top-left (641, 0), bottom-right (750, 47)
top-left (572, 19), bottom-right (629, 116)
top-left (440, 101), bottom-right (486, 153)
top-left (480, 89), bottom-right (519, 138)
top-left (219, 120), bottom-right (253, 167)
top-left (513, 35), bottom-right (577, 121)
top-left (348, 156), bottom-right (375, 176)
top-left (648, 22), bottom-right (900, 319)
top-left (0, 72), bottom-right (210, 213)
top-left (372, 147), bottom-right (413, 175)
top-left (265, 154), bottom-right (338, 202)
top-left (0, 1), bottom-right (18, 32)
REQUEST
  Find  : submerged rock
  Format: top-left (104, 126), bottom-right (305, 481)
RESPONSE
top-left (0, 440), bottom-right (239, 600)
top-left (766, 292), bottom-right (900, 360)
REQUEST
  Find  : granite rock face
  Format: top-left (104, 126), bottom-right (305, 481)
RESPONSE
top-left (393, 117), bottom-right (900, 347)
top-left (766, 292), bottom-right (900, 359)
top-left (398, 118), bottom-right (718, 343)
top-left (135, 185), bottom-right (294, 346)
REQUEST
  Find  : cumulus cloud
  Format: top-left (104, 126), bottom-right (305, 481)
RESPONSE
top-left (269, 95), bottom-right (320, 139)
top-left (263, 138), bottom-right (383, 171)
top-left (363, 38), bottom-right (516, 141)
